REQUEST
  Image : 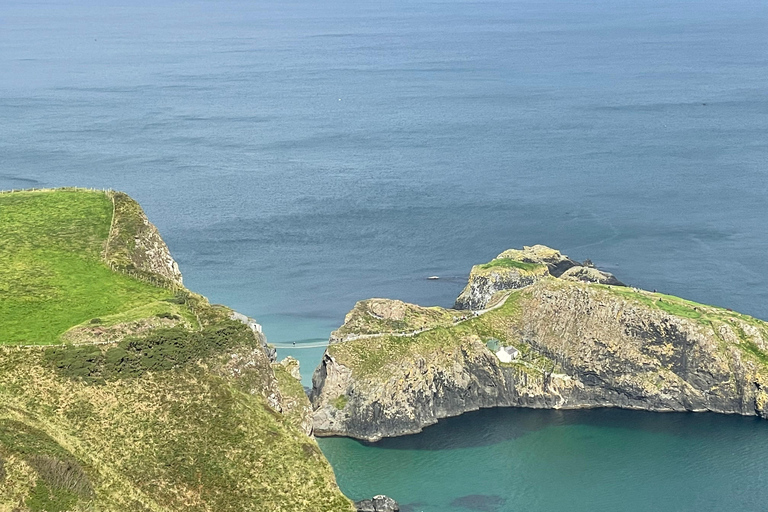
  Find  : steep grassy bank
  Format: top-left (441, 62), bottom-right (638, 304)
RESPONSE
top-left (0, 189), bottom-right (354, 512)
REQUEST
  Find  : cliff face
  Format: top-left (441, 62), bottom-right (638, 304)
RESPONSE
top-left (104, 191), bottom-right (183, 286)
top-left (311, 247), bottom-right (768, 442)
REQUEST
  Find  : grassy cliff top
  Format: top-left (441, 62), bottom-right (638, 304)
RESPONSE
top-left (0, 189), bottom-right (176, 345)
top-left (332, 298), bottom-right (462, 340)
top-left (0, 188), bottom-right (354, 512)
top-left (328, 276), bottom-right (768, 379)
top-left (463, 244), bottom-right (570, 280)
top-left (476, 257), bottom-right (548, 273)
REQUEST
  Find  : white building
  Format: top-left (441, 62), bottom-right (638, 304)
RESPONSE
top-left (495, 346), bottom-right (520, 363)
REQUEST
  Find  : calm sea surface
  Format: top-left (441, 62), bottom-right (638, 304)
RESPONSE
top-left (2, 0), bottom-right (767, 509)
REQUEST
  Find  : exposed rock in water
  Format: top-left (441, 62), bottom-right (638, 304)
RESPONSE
top-left (311, 246), bottom-right (768, 441)
top-left (354, 495), bottom-right (400, 512)
top-left (398, 502), bottom-right (427, 512)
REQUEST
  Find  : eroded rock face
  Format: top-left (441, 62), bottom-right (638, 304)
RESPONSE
top-left (130, 219), bottom-right (183, 285)
top-left (311, 353), bottom-right (355, 434)
top-left (369, 299), bottom-right (408, 321)
top-left (454, 267), bottom-right (544, 311)
top-left (105, 191), bottom-right (184, 286)
top-left (273, 357), bottom-right (314, 435)
top-left (560, 265), bottom-right (624, 286)
top-left (311, 247), bottom-right (768, 442)
top-left (454, 245), bottom-right (619, 310)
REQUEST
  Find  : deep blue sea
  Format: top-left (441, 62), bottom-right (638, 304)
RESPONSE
top-left (2, 0), bottom-right (767, 509)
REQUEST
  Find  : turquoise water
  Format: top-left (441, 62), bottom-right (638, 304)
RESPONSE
top-left (2, 0), bottom-right (768, 508)
top-left (319, 408), bottom-right (768, 511)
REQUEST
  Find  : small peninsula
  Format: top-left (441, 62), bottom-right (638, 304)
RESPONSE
top-left (311, 245), bottom-right (768, 441)
top-left (0, 189), bottom-right (358, 512)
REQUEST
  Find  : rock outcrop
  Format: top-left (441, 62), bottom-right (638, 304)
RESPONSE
top-left (559, 265), bottom-right (623, 286)
top-left (231, 311), bottom-right (275, 362)
top-left (454, 245), bottom-right (623, 310)
top-left (104, 191), bottom-right (183, 286)
top-left (354, 495), bottom-right (400, 512)
top-left (311, 247), bottom-right (768, 441)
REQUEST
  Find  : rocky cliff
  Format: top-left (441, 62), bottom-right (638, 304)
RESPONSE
top-left (104, 190), bottom-right (183, 286)
top-left (311, 246), bottom-right (768, 441)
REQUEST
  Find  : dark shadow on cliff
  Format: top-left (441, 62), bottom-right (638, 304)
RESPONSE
top-left (362, 407), bottom-right (765, 451)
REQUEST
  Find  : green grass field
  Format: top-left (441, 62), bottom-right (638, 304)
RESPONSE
top-left (0, 189), bottom-right (172, 345)
top-left (479, 258), bottom-right (544, 272)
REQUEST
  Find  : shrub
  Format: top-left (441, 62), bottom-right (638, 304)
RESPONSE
top-left (44, 320), bottom-right (258, 383)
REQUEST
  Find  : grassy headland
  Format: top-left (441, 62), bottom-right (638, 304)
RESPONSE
top-left (0, 188), bottom-right (354, 512)
top-left (0, 189), bottom-right (174, 345)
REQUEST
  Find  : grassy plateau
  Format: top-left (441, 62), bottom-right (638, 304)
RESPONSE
top-left (0, 189), bottom-right (173, 345)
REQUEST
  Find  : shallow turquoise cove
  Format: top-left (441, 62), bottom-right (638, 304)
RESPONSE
top-left (319, 408), bottom-right (768, 511)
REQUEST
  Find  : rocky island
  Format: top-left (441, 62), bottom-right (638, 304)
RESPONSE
top-left (311, 245), bottom-right (768, 442)
top-left (0, 188), bottom-right (373, 512)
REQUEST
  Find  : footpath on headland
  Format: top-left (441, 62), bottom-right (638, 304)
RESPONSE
top-left (271, 291), bottom-right (513, 349)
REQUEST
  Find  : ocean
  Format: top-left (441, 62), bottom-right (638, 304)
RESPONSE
top-left (2, 0), bottom-right (767, 509)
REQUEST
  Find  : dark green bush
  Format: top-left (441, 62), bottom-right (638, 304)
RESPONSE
top-left (44, 320), bottom-right (257, 383)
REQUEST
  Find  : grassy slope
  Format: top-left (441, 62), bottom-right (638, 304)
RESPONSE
top-left (0, 337), bottom-right (351, 512)
top-left (0, 190), bottom-right (172, 345)
top-left (329, 276), bottom-right (768, 379)
top-left (328, 288), bottom-right (529, 377)
top-left (0, 189), bottom-right (354, 512)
